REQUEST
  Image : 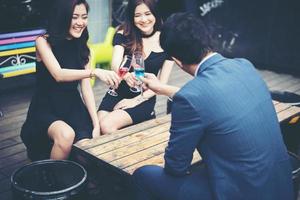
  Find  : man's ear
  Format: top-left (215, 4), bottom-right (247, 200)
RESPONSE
top-left (172, 57), bottom-right (183, 68)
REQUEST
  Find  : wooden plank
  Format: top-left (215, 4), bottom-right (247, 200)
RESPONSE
top-left (0, 143), bottom-right (26, 159)
top-left (258, 70), bottom-right (280, 82)
top-left (0, 120), bottom-right (24, 134)
top-left (98, 131), bottom-right (170, 163)
top-left (0, 151), bottom-right (27, 169)
top-left (0, 128), bottom-right (22, 141)
top-left (0, 112), bottom-right (27, 128)
top-left (0, 160), bottom-right (30, 178)
top-left (124, 151), bottom-right (202, 175)
top-left (87, 123), bottom-right (170, 156)
top-left (75, 115), bottom-right (171, 150)
top-left (268, 75), bottom-right (293, 89)
top-left (0, 101), bottom-right (29, 116)
top-left (271, 79), bottom-right (300, 92)
top-left (0, 89), bottom-right (33, 106)
top-left (284, 84), bottom-right (300, 94)
top-left (0, 136), bottom-right (22, 150)
top-left (110, 142), bottom-right (168, 169)
top-left (124, 154), bottom-right (165, 174)
top-left (0, 101), bottom-right (30, 117)
top-left (277, 106), bottom-right (300, 122)
top-left (0, 109), bottom-right (28, 125)
top-left (274, 102), bottom-right (292, 113)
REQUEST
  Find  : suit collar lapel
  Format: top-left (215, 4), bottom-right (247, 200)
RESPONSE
top-left (197, 53), bottom-right (226, 76)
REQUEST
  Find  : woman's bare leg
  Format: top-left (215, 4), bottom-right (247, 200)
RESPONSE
top-left (48, 120), bottom-right (75, 160)
top-left (98, 110), bottom-right (133, 135)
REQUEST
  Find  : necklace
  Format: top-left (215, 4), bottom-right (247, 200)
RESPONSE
top-left (142, 30), bottom-right (156, 38)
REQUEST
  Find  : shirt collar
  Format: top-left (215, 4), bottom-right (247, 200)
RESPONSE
top-left (194, 52), bottom-right (218, 77)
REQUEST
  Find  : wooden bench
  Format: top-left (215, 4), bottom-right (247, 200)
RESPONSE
top-left (73, 101), bottom-right (300, 173)
top-left (71, 101), bottom-right (300, 200)
top-left (0, 29), bottom-right (45, 79)
top-left (73, 114), bottom-right (201, 175)
top-left (72, 101), bottom-right (300, 200)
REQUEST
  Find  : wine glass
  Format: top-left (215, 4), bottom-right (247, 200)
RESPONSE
top-left (107, 55), bottom-right (132, 96)
top-left (132, 51), bottom-right (145, 100)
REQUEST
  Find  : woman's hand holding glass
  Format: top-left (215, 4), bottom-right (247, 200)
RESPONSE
top-left (108, 55), bottom-right (132, 96)
top-left (123, 72), bottom-right (136, 88)
top-left (94, 68), bottom-right (120, 88)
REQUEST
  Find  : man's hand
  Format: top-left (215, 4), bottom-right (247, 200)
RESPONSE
top-left (141, 73), bottom-right (180, 97)
top-left (140, 73), bottom-right (165, 95)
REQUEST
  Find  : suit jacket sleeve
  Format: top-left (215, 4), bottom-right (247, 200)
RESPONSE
top-left (164, 91), bottom-right (205, 176)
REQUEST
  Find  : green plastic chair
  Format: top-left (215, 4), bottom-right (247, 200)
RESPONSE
top-left (89, 26), bottom-right (115, 85)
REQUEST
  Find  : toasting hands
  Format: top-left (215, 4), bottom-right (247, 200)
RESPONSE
top-left (122, 72), bottom-right (136, 88)
top-left (140, 73), bottom-right (180, 97)
top-left (94, 69), bottom-right (121, 88)
top-left (140, 73), bottom-right (165, 95)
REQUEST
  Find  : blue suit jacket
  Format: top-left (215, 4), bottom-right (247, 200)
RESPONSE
top-left (164, 54), bottom-right (294, 200)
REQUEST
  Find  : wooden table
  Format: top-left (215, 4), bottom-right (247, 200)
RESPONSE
top-left (74, 101), bottom-right (300, 175)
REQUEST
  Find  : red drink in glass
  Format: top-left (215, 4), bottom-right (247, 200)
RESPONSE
top-left (118, 68), bottom-right (129, 78)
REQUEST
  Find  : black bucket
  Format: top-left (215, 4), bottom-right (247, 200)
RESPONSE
top-left (11, 160), bottom-right (87, 200)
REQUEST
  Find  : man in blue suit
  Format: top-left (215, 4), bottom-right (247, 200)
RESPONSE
top-left (133, 13), bottom-right (294, 200)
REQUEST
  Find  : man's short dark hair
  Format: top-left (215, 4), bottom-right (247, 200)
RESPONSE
top-left (160, 12), bottom-right (213, 65)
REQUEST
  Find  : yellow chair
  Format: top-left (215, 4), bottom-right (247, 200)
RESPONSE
top-left (88, 27), bottom-right (115, 85)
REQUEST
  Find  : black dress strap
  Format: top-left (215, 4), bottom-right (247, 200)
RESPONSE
top-left (113, 33), bottom-right (127, 46)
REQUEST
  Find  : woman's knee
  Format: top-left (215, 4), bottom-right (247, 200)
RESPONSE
top-left (99, 118), bottom-right (118, 134)
top-left (60, 129), bottom-right (75, 143)
top-left (55, 130), bottom-right (75, 152)
top-left (49, 121), bottom-right (75, 150)
top-left (100, 111), bottom-right (133, 134)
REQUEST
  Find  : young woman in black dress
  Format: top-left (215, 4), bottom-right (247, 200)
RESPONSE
top-left (21, 0), bottom-right (120, 160)
top-left (98, 0), bottom-right (174, 134)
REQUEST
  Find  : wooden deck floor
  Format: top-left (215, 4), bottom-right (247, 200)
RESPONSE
top-left (0, 66), bottom-right (300, 199)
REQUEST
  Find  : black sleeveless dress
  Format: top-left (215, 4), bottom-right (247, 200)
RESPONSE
top-left (98, 33), bottom-right (172, 124)
top-left (21, 38), bottom-right (93, 160)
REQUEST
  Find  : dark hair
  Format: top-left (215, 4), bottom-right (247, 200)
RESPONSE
top-left (160, 12), bottom-right (213, 65)
top-left (120, 0), bottom-right (162, 54)
top-left (46, 0), bottom-right (90, 66)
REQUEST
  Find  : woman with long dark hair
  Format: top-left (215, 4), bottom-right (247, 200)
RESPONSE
top-left (21, 0), bottom-right (120, 160)
top-left (98, 0), bottom-right (174, 134)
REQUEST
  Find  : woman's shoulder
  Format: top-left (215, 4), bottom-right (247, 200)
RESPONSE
top-left (35, 35), bottom-right (52, 61)
top-left (116, 30), bottom-right (124, 35)
top-left (114, 30), bottom-right (127, 39)
top-left (35, 34), bottom-right (50, 46)
top-left (113, 30), bottom-right (128, 46)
